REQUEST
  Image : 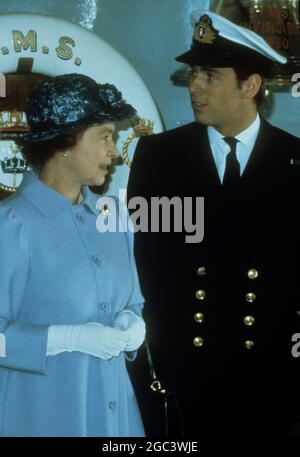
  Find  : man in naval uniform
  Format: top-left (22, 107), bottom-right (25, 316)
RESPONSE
top-left (127, 10), bottom-right (300, 437)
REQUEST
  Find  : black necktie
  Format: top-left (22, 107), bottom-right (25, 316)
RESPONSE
top-left (222, 137), bottom-right (240, 186)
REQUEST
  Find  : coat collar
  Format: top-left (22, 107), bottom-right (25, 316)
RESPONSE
top-left (19, 170), bottom-right (99, 217)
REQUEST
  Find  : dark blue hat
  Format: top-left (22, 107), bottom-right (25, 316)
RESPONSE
top-left (176, 11), bottom-right (287, 75)
top-left (22, 73), bottom-right (137, 142)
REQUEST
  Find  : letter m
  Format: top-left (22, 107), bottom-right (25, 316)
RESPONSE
top-left (13, 30), bottom-right (37, 52)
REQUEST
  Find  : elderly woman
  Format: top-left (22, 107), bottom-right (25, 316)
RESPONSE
top-left (0, 73), bottom-right (145, 437)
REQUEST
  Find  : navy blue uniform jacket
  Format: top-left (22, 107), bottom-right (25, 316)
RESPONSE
top-left (127, 119), bottom-right (300, 437)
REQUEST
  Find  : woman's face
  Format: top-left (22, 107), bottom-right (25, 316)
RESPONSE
top-left (68, 122), bottom-right (118, 186)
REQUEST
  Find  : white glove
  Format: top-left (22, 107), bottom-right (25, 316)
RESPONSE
top-left (114, 310), bottom-right (146, 352)
top-left (47, 322), bottom-right (129, 360)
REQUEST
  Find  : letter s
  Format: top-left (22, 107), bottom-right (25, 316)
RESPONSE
top-left (56, 36), bottom-right (75, 60)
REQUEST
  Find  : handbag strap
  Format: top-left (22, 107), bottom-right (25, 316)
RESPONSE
top-left (143, 338), bottom-right (185, 436)
top-left (144, 338), bottom-right (166, 393)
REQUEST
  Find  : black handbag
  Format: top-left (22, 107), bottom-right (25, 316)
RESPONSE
top-left (143, 338), bottom-right (185, 437)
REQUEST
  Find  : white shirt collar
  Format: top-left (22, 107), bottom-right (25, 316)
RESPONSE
top-left (235, 113), bottom-right (261, 149)
top-left (207, 114), bottom-right (261, 183)
top-left (207, 113), bottom-right (260, 149)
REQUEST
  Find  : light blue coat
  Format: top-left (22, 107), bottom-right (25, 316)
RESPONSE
top-left (0, 171), bottom-right (145, 437)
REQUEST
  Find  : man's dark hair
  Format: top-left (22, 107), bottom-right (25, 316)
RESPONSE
top-left (233, 67), bottom-right (265, 107)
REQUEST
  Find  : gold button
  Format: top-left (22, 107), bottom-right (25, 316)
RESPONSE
top-left (195, 290), bottom-right (206, 300)
top-left (194, 312), bottom-right (205, 323)
top-left (197, 266), bottom-right (206, 276)
top-left (246, 292), bottom-right (256, 303)
top-left (248, 269), bottom-right (259, 279)
top-left (193, 336), bottom-right (204, 347)
top-left (296, 311), bottom-right (300, 316)
top-left (244, 315), bottom-right (255, 326)
top-left (244, 340), bottom-right (255, 350)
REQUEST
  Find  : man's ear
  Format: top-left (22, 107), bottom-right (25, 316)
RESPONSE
top-left (241, 74), bottom-right (262, 101)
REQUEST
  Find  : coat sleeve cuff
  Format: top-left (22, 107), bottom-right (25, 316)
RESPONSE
top-left (0, 322), bottom-right (49, 375)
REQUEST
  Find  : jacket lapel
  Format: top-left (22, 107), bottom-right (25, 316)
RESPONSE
top-left (187, 123), bottom-right (221, 188)
top-left (241, 119), bottom-right (282, 183)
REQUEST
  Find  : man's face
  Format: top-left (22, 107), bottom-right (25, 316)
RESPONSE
top-left (189, 66), bottom-right (245, 132)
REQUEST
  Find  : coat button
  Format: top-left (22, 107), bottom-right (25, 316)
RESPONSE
top-left (193, 336), bottom-right (204, 347)
top-left (246, 292), bottom-right (256, 303)
top-left (76, 213), bottom-right (85, 222)
top-left (194, 312), bottom-right (205, 323)
top-left (244, 340), bottom-right (255, 350)
top-left (195, 290), bottom-right (206, 300)
top-left (92, 255), bottom-right (102, 265)
top-left (196, 266), bottom-right (206, 276)
top-left (99, 303), bottom-right (108, 312)
top-left (296, 311), bottom-right (300, 316)
top-left (248, 269), bottom-right (259, 279)
top-left (244, 315), bottom-right (255, 326)
top-left (108, 401), bottom-right (116, 410)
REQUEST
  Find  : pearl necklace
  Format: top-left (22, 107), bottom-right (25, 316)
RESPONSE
top-left (73, 191), bottom-right (84, 205)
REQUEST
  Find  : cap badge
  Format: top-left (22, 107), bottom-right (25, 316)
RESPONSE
top-left (194, 15), bottom-right (219, 45)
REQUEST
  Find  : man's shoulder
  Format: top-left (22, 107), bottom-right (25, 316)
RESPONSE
top-left (262, 119), bottom-right (299, 146)
top-left (261, 119), bottom-right (300, 165)
top-left (139, 122), bottom-right (204, 146)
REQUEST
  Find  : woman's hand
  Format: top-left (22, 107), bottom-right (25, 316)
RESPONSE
top-left (47, 322), bottom-right (129, 360)
top-left (114, 310), bottom-right (146, 351)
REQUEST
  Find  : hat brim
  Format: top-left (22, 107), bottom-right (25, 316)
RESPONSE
top-left (175, 40), bottom-right (274, 76)
top-left (176, 48), bottom-right (233, 67)
top-left (21, 102), bottom-right (136, 143)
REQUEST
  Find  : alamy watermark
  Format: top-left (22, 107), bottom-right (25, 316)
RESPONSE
top-left (96, 189), bottom-right (204, 244)
top-left (291, 333), bottom-right (300, 357)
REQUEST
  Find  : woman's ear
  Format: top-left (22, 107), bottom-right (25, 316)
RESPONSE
top-left (57, 150), bottom-right (69, 158)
